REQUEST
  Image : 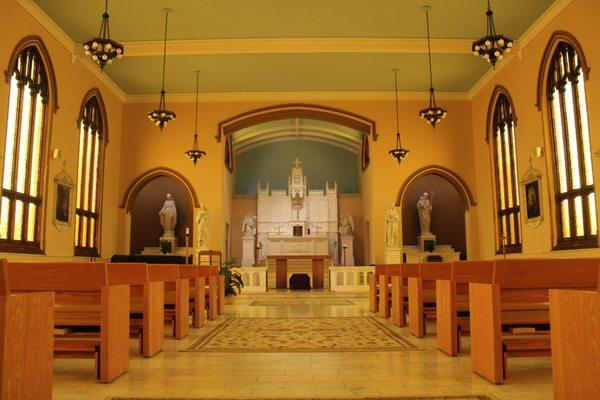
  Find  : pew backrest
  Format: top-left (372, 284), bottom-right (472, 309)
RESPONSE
top-left (419, 262), bottom-right (452, 280)
top-left (493, 258), bottom-right (599, 289)
top-left (8, 262), bottom-right (108, 291)
top-left (451, 260), bottom-right (494, 284)
top-left (106, 263), bottom-right (149, 285)
top-left (0, 259), bottom-right (8, 296)
top-left (148, 264), bottom-right (179, 282)
top-left (401, 263), bottom-right (420, 278)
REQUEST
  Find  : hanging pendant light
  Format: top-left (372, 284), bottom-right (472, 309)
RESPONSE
top-left (185, 71), bottom-right (207, 165)
top-left (148, 9), bottom-right (176, 130)
top-left (419, 6), bottom-right (447, 129)
top-left (388, 69), bottom-right (410, 164)
top-left (83, 0), bottom-right (124, 70)
top-left (472, 0), bottom-right (513, 67)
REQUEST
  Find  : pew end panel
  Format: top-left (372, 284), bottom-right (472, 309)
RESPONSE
top-left (389, 265), bottom-right (405, 327)
top-left (175, 278), bottom-right (190, 339)
top-left (100, 284), bottom-right (130, 383)
top-left (436, 279), bottom-right (458, 356)
top-left (143, 281), bottom-right (165, 357)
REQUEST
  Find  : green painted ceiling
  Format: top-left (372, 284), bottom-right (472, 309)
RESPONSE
top-left (32, 0), bottom-right (556, 94)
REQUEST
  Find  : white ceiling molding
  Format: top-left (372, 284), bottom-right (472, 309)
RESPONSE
top-left (119, 37), bottom-right (475, 57)
top-left (15, 0), bottom-right (127, 102)
top-left (467, 0), bottom-right (574, 100)
top-left (235, 135), bottom-right (360, 155)
top-left (125, 91), bottom-right (470, 103)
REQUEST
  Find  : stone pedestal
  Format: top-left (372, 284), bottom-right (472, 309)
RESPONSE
top-left (158, 237), bottom-right (176, 254)
top-left (339, 234), bottom-right (354, 266)
top-left (241, 235), bottom-right (256, 267)
top-left (418, 234), bottom-right (437, 252)
top-left (384, 247), bottom-right (402, 264)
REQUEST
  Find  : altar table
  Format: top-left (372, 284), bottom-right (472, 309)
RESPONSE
top-left (267, 255), bottom-right (328, 289)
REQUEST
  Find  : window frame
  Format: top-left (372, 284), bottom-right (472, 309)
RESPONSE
top-left (0, 36), bottom-right (57, 254)
top-left (488, 87), bottom-right (522, 254)
top-left (74, 89), bottom-right (108, 258)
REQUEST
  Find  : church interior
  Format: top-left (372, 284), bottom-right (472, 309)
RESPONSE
top-left (1, 0), bottom-right (599, 399)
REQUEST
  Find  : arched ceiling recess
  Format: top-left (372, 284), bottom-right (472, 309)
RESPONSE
top-left (218, 104), bottom-right (376, 173)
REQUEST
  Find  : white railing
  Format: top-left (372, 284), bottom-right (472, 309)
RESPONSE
top-left (234, 267), bottom-right (268, 292)
top-left (328, 266), bottom-right (374, 292)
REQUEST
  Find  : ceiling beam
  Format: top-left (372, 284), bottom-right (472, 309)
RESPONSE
top-left (116, 37), bottom-right (476, 57)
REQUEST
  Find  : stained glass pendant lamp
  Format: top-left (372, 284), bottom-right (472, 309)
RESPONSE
top-left (388, 69), bottom-right (410, 164)
top-left (419, 6), bottom-right (447, 129)
top-left (185, 71), bottom-right (207, 165)
top-left (83, 0), bottom-right (124, 69)
top-left (472, 0), bottom-right (513, 67)
top-left (148, 9), bottom-right (176, 130)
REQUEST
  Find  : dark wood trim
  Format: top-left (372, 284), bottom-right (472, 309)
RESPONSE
top-left (76, 88), bottom-right (109, 144)
top-left (120, 167), bottom-right (200, 211)
top-left (4, 35), bottom-right (58, 113)
top-left (536, 31), bottom-right (590, 111)
top-left (396, 165), bottom-right (477, 210)
top-left (485, 85), bottom-right (518, 144)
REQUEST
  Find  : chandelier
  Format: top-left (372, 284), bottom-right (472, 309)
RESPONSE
top-left (185, 71), bottom-right (207, 165)
top-left (389, 69), bottom-right (410, 164)
top-left (419, 6), bottom-right (447, 128)
top-left (83, 0), bottom-right (124, 69)
top-left (472, 0), bottom-right (513, 67)
top-left (148, 9), bottom-right (176, 130)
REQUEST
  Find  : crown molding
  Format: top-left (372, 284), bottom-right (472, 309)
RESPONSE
top-left (15, 0), bottom-right (127, 102)
top-left (125, 91), bottom-right (470, 103)
top-left (467, 0), bottom-right (574, 100)
top-left (120, 37), bottom-right (475, 57)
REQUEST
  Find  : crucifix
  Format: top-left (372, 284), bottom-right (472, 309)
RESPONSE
top-left (292, 158), bottom-right (302, 168)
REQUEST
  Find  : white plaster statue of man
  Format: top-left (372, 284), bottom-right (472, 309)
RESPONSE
top-left (385, 205), bottom-right (400, 248)
top-left (196, 203), bottom-right (211, 249)
top-left (417, 192), bottom-right (433, 235)
top-left (242, 214), bottom-right (257, 237)
top-left (159, 193), bottom-right (177, 240)
top-left (338, 214), bottom-right (354, 235)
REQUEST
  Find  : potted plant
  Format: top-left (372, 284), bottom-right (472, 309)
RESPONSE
top-left (220, 258), bottom-right (244, 304)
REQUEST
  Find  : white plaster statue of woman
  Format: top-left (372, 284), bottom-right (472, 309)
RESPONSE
top-left (159, 193), bottom-right (177, 240)
top-left (338, 214), bottom-right (354, 236)
top-left (385, 205), bottom-right (400, 248)
top-left (242, 214), bottom-right (257, 237)
top-left (417, 192), bottom-right (433, 235)
top-left (196, 203), bottom-right (211, 249)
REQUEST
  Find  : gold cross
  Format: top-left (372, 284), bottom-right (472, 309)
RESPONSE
top-left (292, 158), bottom-right (302, 168)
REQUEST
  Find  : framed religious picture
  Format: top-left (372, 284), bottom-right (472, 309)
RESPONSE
top-left (520, 159), bottom-right (543, 226)
top-left (53, 166), bottom-right (75, 231)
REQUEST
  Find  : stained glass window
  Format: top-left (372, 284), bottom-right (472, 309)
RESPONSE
top-left (547, 42), bottom-right (597, 248)
top-left (75, 94), bottom-right (106, 257)
top-left (0, 45), bottom-right (50, 253)
top-left (492, 92), bottom-right (521, 253)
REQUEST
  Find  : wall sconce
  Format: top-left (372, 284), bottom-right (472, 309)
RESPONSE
top-left (533, 147), bottom-right (544, 158)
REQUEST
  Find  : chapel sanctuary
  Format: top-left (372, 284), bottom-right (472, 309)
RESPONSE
top-left (0, 0), bottom-right (599, 399)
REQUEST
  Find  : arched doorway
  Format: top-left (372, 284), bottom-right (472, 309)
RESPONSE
top-left (397, 166), bottom-right (476, 259)
top-left (120, 168), bottom-right (198, 255)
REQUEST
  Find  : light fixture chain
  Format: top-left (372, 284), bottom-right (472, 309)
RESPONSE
top-left (394, 69), bottom-right (400, 135)
top-left (425, 8), bottom-right (434, 91)
top-left (195, 72), bottom-right (200, 134)
top-left (160, 10), bottom-right (170, 92)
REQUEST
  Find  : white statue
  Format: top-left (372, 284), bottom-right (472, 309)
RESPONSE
top-left (385, 205), bottom-right (400, 248)
top-left (196, 203), bottom-right (211, 249)
top-left (338, 213), bottom-right (354, 235)
top-left (417, 192), bottom-right (433, 235)
top-left (242, 214), bottom-right (257, 237)
top-left (159, 193), bottom-right (177, 240)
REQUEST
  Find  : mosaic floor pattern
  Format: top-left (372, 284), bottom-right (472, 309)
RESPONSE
top-left (184, 317), bottom-right (422, 352)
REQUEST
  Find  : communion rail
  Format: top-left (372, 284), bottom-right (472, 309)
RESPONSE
top-left (234, 267), bottom-right (268, 292)
top-left (329, 266), bottom-right (375, 292)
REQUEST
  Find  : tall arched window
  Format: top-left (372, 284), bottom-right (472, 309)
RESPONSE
top-left (546, 40), bottom-right (596, 249)
top-left (0, 39), bottom-right (55, 253)
top-left (490, 89), bottom-right (521, 253)
top-left (75, 90), bottom-right (107, 257)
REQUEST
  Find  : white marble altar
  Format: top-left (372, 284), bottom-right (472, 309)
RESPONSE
top-left (257, 159), bottom-right (338, 261)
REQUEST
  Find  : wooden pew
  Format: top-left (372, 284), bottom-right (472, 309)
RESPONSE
top-left (378, 265), bottom-right (392, 318)
top-left (180, 265), bottom-right (219, 327)
top-left (204, 266), bottom-right (219, 321)
top-left (436, 260), bottom-right (494, 356)
top-left (406, 262), bottom-right (449, 337)
top-left (470, 258), bottom-right (599, 384)
top-left (550, 288), bottom-right (600, 399)
top-left (107, 263), bottom-right (164, 357)
top-left (369, 265), bottom-right (386, 313)
top-left (388, 264), bottom-right (406, 326)
top-left (148, 264), bottom-right (189, 339)
top-left (7, 262), bottom-right (129, 383)
top-left (0, 259), bottom-right (53, 400)
top-left (198, 250), bottom-right (224, 315)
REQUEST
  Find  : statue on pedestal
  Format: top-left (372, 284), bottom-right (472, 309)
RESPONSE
top-left (385, 205), bottom-right (400, 248)
top-left (242, 214), bottom-right (257, 237)
top-left (338, 214), bottom-right (354, 235)
top-left (417, 192), bottom-right (433, 235)
top-left (196, 203), bottom-right (211, 250)
top-left (159, 194), bottom-right (177, 240)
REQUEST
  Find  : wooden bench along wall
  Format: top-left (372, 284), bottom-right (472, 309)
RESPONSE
top-left (7, 262), bottom-right (129, 383)
top-left (0, 259), bottom-right (54, 400)
top-left (369, 265), bottom-right (387, 313)
top-left (549, 288), bottom-right (600, 400)
top-left (148, 264), bottom-right (189, 339)
top-left (407, 262), bottom-right (451, 337)
top-left (469, 258), bottom-right (599, 384)
top-left (436, 260), bottom-right (494, 356)
top-left (107, 263), bottom-right (164, 357)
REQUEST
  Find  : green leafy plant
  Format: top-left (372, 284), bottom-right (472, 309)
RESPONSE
top-left (220, 258), bottom-right (244, 296)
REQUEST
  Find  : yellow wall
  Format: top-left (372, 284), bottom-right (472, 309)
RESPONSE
top-left (0, 0), bottom-right (124, 261)
top-left (470, 0), bottom-right (600, 259)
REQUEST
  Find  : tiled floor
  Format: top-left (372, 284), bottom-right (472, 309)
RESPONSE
top-left (52, 296), bottom-right (553, 400)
